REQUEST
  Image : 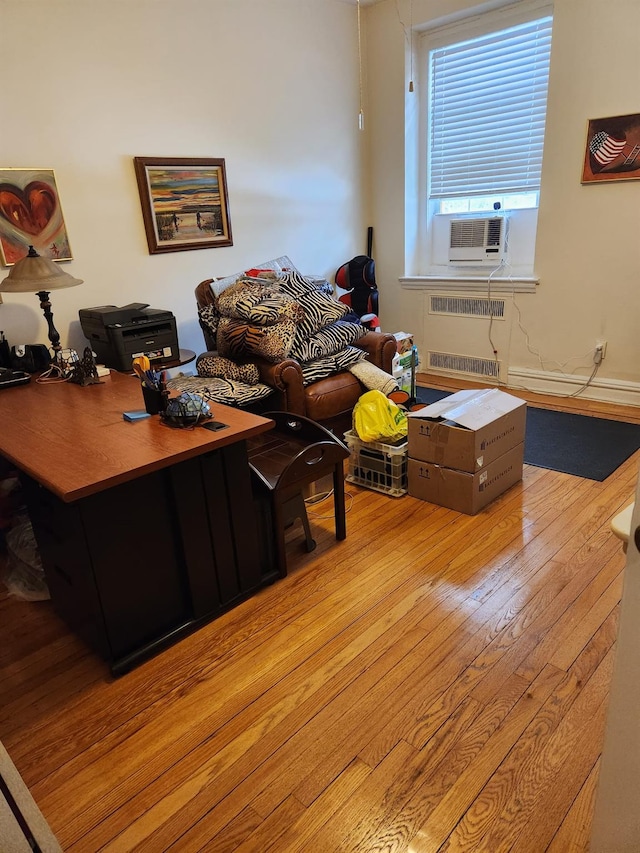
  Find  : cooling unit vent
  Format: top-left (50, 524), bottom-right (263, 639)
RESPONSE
top-left (449, 217), bottom-right (505, 264)
top-left (428, 350), bottom-right (500, 379)
top-left (430, 295), bottom-right (506, 319)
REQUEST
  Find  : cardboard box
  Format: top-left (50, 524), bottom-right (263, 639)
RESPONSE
top-left (393, 332), bottom-right (414, 354)
top-left (407, 388), bottom-right (526, 472)
top-left (408, 443), bottom-right (524, 514)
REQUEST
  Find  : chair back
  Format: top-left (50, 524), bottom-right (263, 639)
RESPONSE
top-left (195, 279), bottom-right (216, 309)
top-left (195, 279), bottom-right (217, 350)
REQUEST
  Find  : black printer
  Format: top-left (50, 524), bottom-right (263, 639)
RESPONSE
top-left (79, 303), bottom-right (180, 372)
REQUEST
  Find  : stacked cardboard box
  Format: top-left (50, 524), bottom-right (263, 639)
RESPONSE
top-left (407, 389), bottom-right (526, 514)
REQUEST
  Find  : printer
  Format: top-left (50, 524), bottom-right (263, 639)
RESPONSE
top-left (79, 303), bottom-right (180, 372)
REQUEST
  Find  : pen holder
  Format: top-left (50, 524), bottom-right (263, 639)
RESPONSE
top-left (141, 384), bottom-right (168, 415)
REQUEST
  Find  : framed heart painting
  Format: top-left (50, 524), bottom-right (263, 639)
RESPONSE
top-left (0, 168), bottom-right (73, 266)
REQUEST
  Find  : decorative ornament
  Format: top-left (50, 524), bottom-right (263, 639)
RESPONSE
top-left (161, 392), bottom-right (212, 427)
top-left (68, 347), bottom-right (101, 386)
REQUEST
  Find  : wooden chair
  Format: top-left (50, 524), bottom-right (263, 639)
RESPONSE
top-left (247, 412), bottom-right (350, 577)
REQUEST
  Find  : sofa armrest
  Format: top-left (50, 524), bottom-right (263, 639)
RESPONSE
top-left (193, 353), bottom-right (307, 414)
top-left (255, 357), bottom-right (307, 415)
top-left (355, 332), bottom-right (396, 374)
top-left (255, 357), bottom-right (302, 389)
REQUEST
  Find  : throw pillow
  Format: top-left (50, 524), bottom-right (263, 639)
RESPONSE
top-left (300, 345), bottom-right (368, 386)
top-left (246, 293), bottom-right (304, 325)
top-left (293, 289), bottom-right (349, 339)
top-left (216, 277), bottom-right (304, 325)
top-left (198, 304), bottom-right (220, 341)
top-left (290, 319), bottom-right (366, 363)
top-left (217, 317), bottom-right (297, 363)
top-left (196, 354), bottom-right (260, 384)
top-left (216, 277), bottom-right (268, 315)
top-left (166, 375), bottom-right (274, 407)
top-left (275, 270), bottom-right (320, 297)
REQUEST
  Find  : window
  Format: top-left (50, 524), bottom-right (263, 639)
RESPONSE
top-left (422, 8), bottom-right (553, 275)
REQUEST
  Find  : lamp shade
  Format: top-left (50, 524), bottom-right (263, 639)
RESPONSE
top-left (0, 246), bottom-right (83, 293)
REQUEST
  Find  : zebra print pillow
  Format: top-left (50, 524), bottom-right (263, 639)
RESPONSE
top-left (217, 278), bottom-right (304, 326)
top-left (300, 345), bottom-right (368, 385)
top-left (275, 270), bottom-right (322, 297)
top-left (166, 375), bottom-right (274, 407)
top-left (293, 289), bottom-right (349, 339)
top-left (290, 319), bottom-right (366, 363)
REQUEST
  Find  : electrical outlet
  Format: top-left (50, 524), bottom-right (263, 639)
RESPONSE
top-left (594, 340), bottom-right (607, 364)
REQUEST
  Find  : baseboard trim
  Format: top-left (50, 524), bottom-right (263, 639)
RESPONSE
top-left (507, 367), bottom-right (640, 406)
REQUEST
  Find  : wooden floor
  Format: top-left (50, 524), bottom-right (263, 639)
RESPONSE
top-left (1, 373), bottom-right (638, 852)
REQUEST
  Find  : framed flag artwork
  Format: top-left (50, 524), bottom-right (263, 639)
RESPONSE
top-left (582, 114), bottom-right (640, 183)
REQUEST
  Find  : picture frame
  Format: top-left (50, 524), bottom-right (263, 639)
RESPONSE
top-left (134, 157), bottom-right (233, 254)
top-left (0, 168), bottom-right (73, 266)
top-left (582, 114), bottom-right (640, 183)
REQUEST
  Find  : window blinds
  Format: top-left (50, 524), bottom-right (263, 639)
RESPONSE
top-left (429, 17), bottom-right (553, 200)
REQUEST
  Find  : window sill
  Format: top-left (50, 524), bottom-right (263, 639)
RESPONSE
top-left (400, 275), bottom-right (539, 293)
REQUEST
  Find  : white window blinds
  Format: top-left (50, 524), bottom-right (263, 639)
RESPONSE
top-left (429, 16), bottom-right (553, 200)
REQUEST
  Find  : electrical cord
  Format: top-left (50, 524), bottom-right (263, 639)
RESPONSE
top-left (483, 220), bottom-right (601, 400)
top-left (305, 489), bottom-right (355, 520)
top-left (304, 488), bottom-right (334, 505)
top-left (503, 335), bottom-right (602, 398)
top-left (511, 293), bottom-right (594, 373)
top-left (393, 0), bottom-right (415, 91)
top-left (486, 259), bottom-right (504, 377)
top-left (567, 362), bottom-right (601, 397)
top-left (35, 365), bottom-right (68, 383)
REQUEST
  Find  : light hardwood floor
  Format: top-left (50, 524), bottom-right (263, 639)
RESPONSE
top-left (1, 373), bottom-right (638, 852)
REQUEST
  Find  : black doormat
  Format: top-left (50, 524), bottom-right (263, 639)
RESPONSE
top-left (414, 387), bottom-right (640, 481)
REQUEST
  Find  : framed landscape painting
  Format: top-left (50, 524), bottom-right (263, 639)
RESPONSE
top-left (134, 157), bottom-right (233, 254)
top-left (582, 113), bottom-right (640, 183)
top-left (0, 168), bottom-right (73, 266)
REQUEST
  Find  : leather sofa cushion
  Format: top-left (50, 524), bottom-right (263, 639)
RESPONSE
top-left (303, 371), bottom-right (364, 421)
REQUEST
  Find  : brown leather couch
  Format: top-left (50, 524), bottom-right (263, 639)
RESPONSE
top-left (195, 278), bottom-right (397, 431)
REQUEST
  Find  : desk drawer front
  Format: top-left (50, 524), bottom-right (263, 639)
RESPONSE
top-left (20, 475), bottom-right (110, 659)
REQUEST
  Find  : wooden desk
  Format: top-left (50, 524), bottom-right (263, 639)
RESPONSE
top-left (0, 373), bottom-right (275, 674)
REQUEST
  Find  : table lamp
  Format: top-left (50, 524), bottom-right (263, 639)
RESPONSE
top-left (0, 245), bottom-right (83, 361)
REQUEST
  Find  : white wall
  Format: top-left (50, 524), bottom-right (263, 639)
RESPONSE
top-left (365, 0), bottom-right (640, 403)
top-left (3, 0), bottom-right (638, 403)
top-left (0, 0), bottom-right (366, 360)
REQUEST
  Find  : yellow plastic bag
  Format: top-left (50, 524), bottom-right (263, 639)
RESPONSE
top-left (353, 389), bottom-right (408, 443)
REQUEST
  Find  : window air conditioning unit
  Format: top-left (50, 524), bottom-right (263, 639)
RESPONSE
top-left (449, 216), bottom-right (506, 264)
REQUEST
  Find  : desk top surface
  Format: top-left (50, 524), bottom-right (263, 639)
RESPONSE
top-left (0, 371), bottom-right (273, 501)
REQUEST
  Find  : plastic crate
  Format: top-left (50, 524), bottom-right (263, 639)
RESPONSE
top-left (344, 430), bottom-right (408, 497)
